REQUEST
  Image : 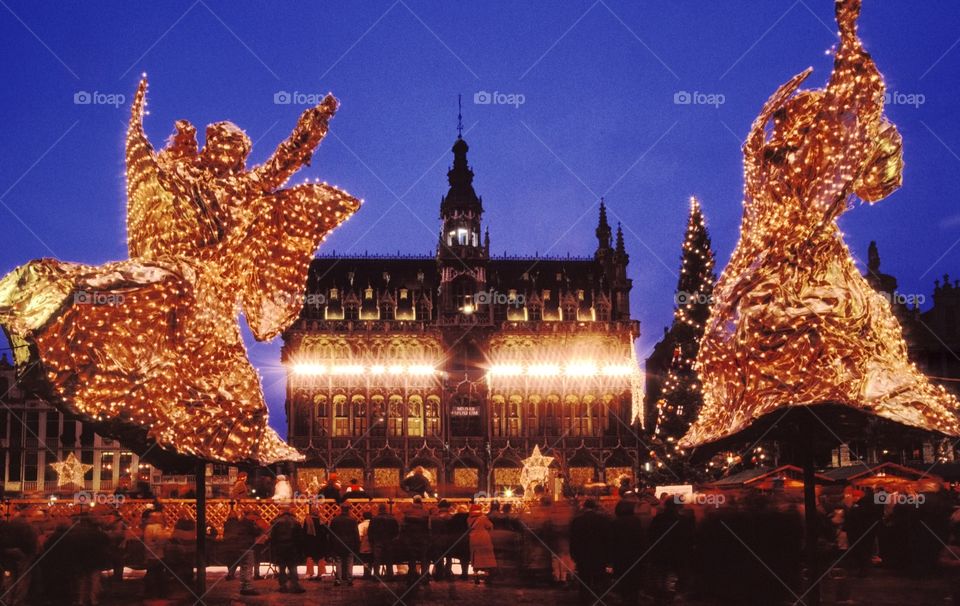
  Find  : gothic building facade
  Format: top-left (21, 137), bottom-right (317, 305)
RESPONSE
top-left (282, 133), bottom-right (642, 497)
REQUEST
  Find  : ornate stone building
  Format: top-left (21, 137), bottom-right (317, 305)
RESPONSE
top-left (282, 133), bottom-right (642, 497)
top-left (0, 356), bottom-right (238, 497)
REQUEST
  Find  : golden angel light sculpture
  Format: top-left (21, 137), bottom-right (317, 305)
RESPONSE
top-left (519, 445), bottom-right (554, 498)
top-left (681, 0), bottom-right (960, 448)
top-left (50, 453), bottom-right (93, 488)
top-left (0, 77), bottom-right (360, 464)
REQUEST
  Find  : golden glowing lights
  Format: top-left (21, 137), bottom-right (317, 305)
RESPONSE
top-left (681, 0), bottom-right (960, 448)
top-left (293, 362), bottom-right (437, 377)
top-left (0, 76), bottom-right (360, 464)
top-left (488, 361), bottom-right (636, 379)
top-left (50, 453), bottom-right (93, 488)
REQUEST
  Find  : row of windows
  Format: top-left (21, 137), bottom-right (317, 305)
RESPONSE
top-left (292, 394), bottom-right (442, 439)
top-left (291, 394), bottom-right (628, 439)
top-left (0, 410), bottom-right (93, 447)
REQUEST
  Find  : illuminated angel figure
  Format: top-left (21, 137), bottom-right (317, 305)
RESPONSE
top-left (682, 0), bottom-right (960, 448)
top-left (0, 77), bottom-right (360, 464)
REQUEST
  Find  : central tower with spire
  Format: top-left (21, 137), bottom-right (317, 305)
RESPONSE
top-left (438, 99), bottom-right (489, 319)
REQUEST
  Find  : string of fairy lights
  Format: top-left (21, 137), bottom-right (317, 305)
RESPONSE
top-left (682, 0), bottom-right (960, 449)
top-left (0, 75), bottom-right (360, 465)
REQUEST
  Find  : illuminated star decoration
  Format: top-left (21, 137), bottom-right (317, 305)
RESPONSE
top-left (0, 75), bottom-right (360, 465)
top-left (681, 0), bottom-right (960, 449)
top-left (519, 445), bottom-right (554, 497)
top-left (50, 453), bottom-right (93, 488)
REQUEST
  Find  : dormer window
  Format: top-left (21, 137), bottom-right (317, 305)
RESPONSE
top-left (400, 289), bottom-right (409, 300)
top-left (329, 288), bottom-right (339, 300)
top-left (364, 287), bottom-right (374, 300)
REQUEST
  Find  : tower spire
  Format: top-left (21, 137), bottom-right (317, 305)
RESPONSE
top-left (596, 198), bottom-right (611, 250)
top-left (457, 94), bottom-right (463, 140)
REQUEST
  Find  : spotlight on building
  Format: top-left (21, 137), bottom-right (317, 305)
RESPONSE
top-left (527, 364), bottom-right (561, 377)
top-left (489, 364), bottom-right (523, 377)
top-left (565, 361), bottom-right (598, 377)
top-left (293, 363), bottom-right (327, 376)
top-left (407, 365), bottom-right (436, 376)
top-left (331, 364), bottom-right (364, 375)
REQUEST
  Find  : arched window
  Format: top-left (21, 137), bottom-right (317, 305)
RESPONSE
top-left (407, 395), bottom-right (424, 437)
top-left (425, 395), bottom-right (441, 436)
top-left (583, 394), bottom-right (597, 436)
top-left (528, 303), bottom-right (542, 322)
top-left (388, 394), bottom-right (403, 437)
top-left (564, 395), bottom-right (580, 436)
top-left (527, 394), bottom-right (542, 436)
top-left (313, 394), bottom-right (329, 437)
top-left (491, 394), bottom-right (506, 437)
top-left (545, 394), bottom-right (560, 435)
top-left (507, 395), bottom-right (522, 437)
top-left (352, 395), bottom-right (367, 436)
top-left (333, 394), bottom-right (348, 436)
top-left (417, 297), bottom-right (431, 321)
top-left (370, 394), bottom-right (386, 437)
top-left (293, 392), bottom-right (310, 438)
top-left (595, 302), bottom-right (610, 322)
top-left (452, 276), bottom-right (475, 313)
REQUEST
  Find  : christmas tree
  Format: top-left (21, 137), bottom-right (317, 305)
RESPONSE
top-left (650, 197), bottom-right (716, 476)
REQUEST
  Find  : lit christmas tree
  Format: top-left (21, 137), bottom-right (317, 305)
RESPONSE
top-left (649, 197), bottom-right (716, 478)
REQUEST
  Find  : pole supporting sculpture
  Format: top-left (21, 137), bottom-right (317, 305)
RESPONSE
top-left (0, 76), bottom-right (361, 465)
top-left (681, 0), bottom-right (960, 449)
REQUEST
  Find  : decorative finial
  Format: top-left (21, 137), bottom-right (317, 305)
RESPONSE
top-left (457, 94), bottom-right (464, 139)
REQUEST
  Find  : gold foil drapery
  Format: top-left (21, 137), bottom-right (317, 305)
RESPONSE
top-left (681, 0), bottom-right (960, 448)
top-left (0, 77), bottom-right (360, 464)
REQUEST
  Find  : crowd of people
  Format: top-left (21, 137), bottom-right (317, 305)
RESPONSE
top-left (2, 478), bottom-right (960, 605)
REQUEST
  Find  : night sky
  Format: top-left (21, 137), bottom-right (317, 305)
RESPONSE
top-left (2, 1), bottom-right (959, 436)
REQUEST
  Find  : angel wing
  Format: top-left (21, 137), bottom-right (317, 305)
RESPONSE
top-left (125, 77), bottom-right (223, 260)
top-left (237, 182), bottom-right (360, 341)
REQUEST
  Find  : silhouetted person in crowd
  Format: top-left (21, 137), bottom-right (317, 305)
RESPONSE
top-left (401, 466), bottom-right (433, 497)
top-left (402, 495), bottom-right (432, 585)
top-left (468, 504), bottom-right (497, 584)
top-left (845, 486), bottom-right (883, 575)
top-left (343, 478), bottom-right (370, 500)
top-left (329, 505), bottom-right (360, 586)
top-left (369, 503), bottom-right (400, 579)
top-left (270, 505), bottom-right (305, 593)
top-left (570, 499), bottom-right (612, 604)
top-left (648, 497), bottom-right (694, 602)
top-left (0, 511), bottom-right (39, 605)
top-left (611, 499), bottom-right (646, 604)
top-left (321, 473), bottom-right (342, 503)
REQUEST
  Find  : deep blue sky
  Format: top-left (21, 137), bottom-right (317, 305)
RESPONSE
top-left (2, 1), bottom-right (959, 436)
